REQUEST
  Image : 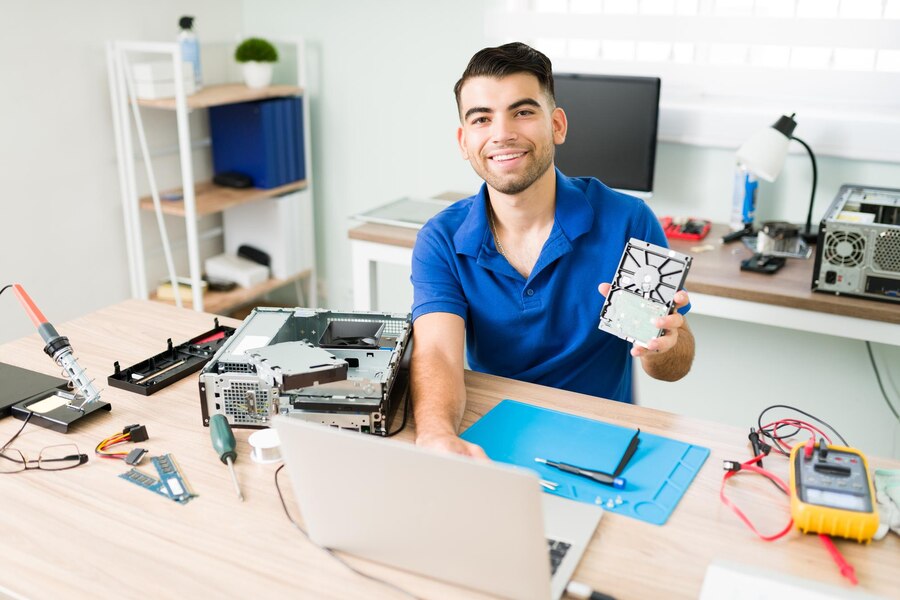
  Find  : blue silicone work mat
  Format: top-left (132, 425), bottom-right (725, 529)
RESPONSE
top-left (461, 399), bottom-right (709, 526)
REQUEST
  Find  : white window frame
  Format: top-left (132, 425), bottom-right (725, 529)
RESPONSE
top-left (485, 0), bottom-right (900, 162)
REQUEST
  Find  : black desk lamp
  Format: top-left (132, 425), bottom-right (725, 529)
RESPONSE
top-left (735, 113), bottom-right (819, 244)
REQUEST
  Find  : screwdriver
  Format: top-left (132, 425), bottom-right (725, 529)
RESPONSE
top-left (210, 414), bottom-right (244, 501)
top-left (534, 457), bottom-right (627, 489)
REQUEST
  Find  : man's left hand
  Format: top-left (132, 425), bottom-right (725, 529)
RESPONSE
top-left (597, 283), bottom-right (690, 358)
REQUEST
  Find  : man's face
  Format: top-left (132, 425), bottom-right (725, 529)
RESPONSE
top-left (456, 73), bottom-right (567, 196)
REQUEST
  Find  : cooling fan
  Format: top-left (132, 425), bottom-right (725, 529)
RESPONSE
top-left (823, 230), bottom-right (865, 268)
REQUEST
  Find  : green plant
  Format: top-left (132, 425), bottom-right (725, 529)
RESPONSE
top-left (234, 38), bottom-right (278, 63)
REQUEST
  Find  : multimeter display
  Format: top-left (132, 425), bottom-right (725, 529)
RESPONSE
top-left (790, 442), bottom-right (879, 542)
top-left (794, 448), bottom-right (873, 512)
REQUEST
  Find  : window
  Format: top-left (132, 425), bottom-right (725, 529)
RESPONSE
top-left (486, 0), bottom-right (900, 161)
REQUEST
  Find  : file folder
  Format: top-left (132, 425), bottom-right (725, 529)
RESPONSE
top-left (209, 97), bottom-right (304, 189)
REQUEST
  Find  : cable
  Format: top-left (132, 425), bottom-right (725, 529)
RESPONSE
top-left (386, 383), bottom-right (411, 437)
top-left (274, 464), bottom-right (422, 600)
top-left (720, 453), bottom-right (794, 541)
top-left (756, 405), bottom-right (848, 456)
top-left (0, 284), bottom-right (11, 297)
top-left (865, 341), bottom-right (900, 424)
top-left (95, 424), bottom-right (149, 464)
top-left (566, 580), bottom-right (618, 600)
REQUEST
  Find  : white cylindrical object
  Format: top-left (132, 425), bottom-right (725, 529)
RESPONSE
top-left (248, 428), bottom-right (281, 464)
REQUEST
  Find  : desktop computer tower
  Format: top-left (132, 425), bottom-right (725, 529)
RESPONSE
top-left (812, 184), bottom-right (900, 303)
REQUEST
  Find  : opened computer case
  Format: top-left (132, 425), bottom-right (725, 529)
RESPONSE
top-left (812, 184), bottom-right (900, 303)
top-left (199, 308), bottom-right (412, 435)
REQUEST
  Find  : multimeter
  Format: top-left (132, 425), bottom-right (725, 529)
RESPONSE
top-left (789, 439), bottom-right (879, 542)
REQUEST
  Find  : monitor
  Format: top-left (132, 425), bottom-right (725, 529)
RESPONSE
top-left (552, 73), bottom-right (661, 195)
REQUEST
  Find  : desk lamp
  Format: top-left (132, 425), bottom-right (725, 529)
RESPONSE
top-left (735, 113), bottom-right (819, 244)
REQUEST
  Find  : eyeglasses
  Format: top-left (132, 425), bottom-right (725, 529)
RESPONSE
top-left (0, 444), bottom-right (88, 473)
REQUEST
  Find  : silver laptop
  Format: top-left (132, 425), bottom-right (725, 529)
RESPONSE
top-left (273, 416), bottom-right (603, 600)
top-left (353, 197), bottom-right (453, 229)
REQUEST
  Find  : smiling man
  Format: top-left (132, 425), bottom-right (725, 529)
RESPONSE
top-left (410, 43), bottom-right (694, 458)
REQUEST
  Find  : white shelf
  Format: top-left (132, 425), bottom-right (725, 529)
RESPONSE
top-left (106, 39), bottom-right (317, 313)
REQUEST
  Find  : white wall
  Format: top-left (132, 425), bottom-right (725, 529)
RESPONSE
top-left (242, 0), bottom-right (486, 309)
top-left (246, 1), bottom-right (900, 458)
top-left (0, 0), bottom-right (243, 343)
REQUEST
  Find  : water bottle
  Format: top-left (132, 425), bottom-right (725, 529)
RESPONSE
top-left (730, 164), bottom-right (758, 231)
top-left (178, 16), bottom-right (202, 88)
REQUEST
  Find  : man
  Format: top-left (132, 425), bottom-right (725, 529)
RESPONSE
top-left (411, 43), bottom-right (693, 458)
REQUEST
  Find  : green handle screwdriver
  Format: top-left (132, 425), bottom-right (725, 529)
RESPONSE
top-left (210, 414), bottom-right (244, 501)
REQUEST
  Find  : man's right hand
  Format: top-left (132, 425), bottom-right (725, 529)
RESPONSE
top-left (416, 432), bottom-right (489, 460)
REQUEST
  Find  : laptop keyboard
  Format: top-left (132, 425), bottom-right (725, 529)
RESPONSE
top-left (547, 538), bottom-right (572, 575)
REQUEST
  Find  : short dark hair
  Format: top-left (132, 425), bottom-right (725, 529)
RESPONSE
top-left (453, 42), bottom-right (555, 116)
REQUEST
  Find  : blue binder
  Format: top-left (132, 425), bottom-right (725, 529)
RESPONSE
top-left (461, 399), bottom-right (709, 526)
top-left (273, 98), bottom-right (290, 185)
top-left (209, 97), bottom-right (304, 189)
top-left (291, 97), bottom-right (306, 181)
top-left (280, 98), bottom-right (297, 182)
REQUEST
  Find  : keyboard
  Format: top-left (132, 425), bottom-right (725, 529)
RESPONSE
top-left (547, 538), bottom-right (572, 575)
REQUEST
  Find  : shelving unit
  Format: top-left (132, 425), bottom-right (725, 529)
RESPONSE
top-left (139, 179), bottom-right (307, 217)
top-left (150, 268), bottom-right (312, 314)
top-left (106, 39), bottom-right (316, 314)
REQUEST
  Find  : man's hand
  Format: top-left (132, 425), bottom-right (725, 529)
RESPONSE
top-left (598, 282), bottom-right (694, 381)
top-left (416, 432), bottom-right (489, 460)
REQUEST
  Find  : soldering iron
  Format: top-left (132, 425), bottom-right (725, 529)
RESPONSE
top-left (10, 283), bottom-right (101, 408)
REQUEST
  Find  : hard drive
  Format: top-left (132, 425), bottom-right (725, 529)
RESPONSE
top-left (598, 238), bottom-right (692, 347)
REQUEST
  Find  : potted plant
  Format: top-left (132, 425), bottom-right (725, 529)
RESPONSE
top-left (235, 37), bottom-right (278, 89)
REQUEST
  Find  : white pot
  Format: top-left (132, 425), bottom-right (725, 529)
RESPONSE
top-left (242, 61), bottom-right (273, 89)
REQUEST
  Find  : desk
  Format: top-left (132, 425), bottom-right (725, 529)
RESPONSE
top-left (1, 300), bottom-right (897, 599)
top-left (348, 221), bottom-right (900, 346)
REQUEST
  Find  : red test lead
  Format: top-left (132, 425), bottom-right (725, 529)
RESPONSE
top-left (818, 534), bottom-right (857, 586)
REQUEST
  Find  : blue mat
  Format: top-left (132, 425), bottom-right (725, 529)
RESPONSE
top-left (461, 400), bottom-right (709, 526)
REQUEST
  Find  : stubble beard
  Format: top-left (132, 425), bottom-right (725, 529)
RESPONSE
top-left (474, 143), bottom-right (555, 196)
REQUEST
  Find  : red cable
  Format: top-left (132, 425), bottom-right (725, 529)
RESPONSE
top-left (760, 418), bottom-right (830, 453)
top-left (818, 534), bottom-right (858, 585)
top-left (720, 454), bottom-right (794, 542)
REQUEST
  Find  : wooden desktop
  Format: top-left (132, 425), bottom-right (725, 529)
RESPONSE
top-left (0, 300), bottom-right (897, 599)
top-left (349, 220), bottom-right (900, 345)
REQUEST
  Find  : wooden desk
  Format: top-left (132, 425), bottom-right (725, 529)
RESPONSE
top-left (348, 221), bottom-right (900, 345)
top-left (1, 300), bottom-right (897, 599)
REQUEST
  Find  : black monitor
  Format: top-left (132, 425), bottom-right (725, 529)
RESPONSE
top-left (552, 73), bottom-right (661, 194)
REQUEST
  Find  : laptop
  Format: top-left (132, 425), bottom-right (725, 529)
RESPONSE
top-left (273, 416), bottom-right (603, 600)
top-left (353, 197), bottom-right (453, 230)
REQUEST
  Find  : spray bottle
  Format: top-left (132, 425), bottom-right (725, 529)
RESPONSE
top-left (723, 164), bottom-right (758, 244)
top-left (178, 16), bottom-right (202, 88)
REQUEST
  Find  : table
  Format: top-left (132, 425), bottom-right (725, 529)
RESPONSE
top-left (348, 220), bottom-right (900, 346)
top-left (0, 300), bottom-right (897, 599)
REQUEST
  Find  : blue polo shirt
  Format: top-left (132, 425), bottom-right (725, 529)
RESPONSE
top-left (410, 169), bottom-right (681, 404)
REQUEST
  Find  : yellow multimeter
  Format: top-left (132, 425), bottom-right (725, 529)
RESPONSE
top-left (789, 439), bottom-right (879, 542)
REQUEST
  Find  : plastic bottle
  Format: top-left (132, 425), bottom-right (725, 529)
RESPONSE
top-left (730, 164), bottom-right (758, 231)
top-left (178, 15), bottom-right (202, 88)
